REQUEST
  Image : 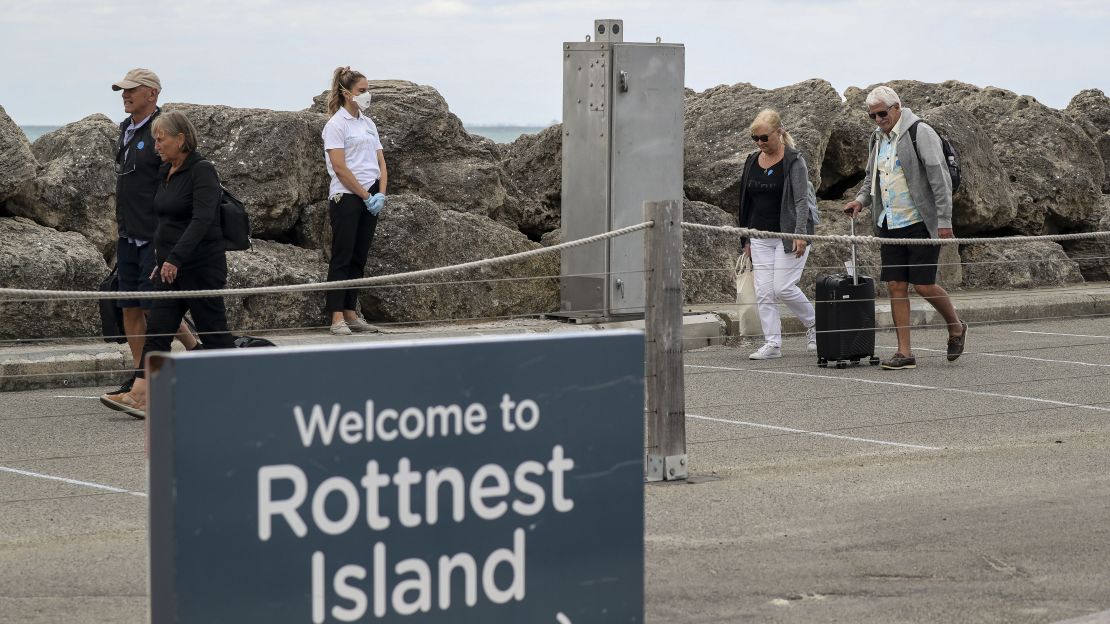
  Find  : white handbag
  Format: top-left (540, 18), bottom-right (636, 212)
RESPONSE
top-left (734, 255), bottom-right (763, 336)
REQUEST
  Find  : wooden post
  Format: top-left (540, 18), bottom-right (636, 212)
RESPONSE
top-left (644, 200), bottom-right (687, 481)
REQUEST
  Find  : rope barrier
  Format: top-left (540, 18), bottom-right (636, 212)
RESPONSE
top-left (0, 222), bottom-right (654, 301)
top-left (1, 218), bottom-right (1106, 302)
top-left (681, 222), bottom-right (1110, 246)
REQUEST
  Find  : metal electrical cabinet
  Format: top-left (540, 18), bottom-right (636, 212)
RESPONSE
top-left (560, 20), bottom-right (685, 320)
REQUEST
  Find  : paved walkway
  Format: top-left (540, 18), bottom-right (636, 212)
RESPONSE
top-left (1, 313), bottom-right (1109, 622)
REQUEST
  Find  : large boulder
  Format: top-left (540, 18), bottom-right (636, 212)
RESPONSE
top-left (358, 194), bottom-right (558, 322)
top-left (960, 241), bottom-right (1084, 289)
top-left (684, 79), bottom-right (844, 215)
top-left (0, 217), bottom-right (107, 340)
top-left (7, 114), bottom-right (119, 256)
top-left (1061, 196), bottom-right (1110, 282)
top-left (164, 103), bottom-right (331, 241)
top-left (501, 124), bottom-right (562, 240)
top-left (848, 81), bottom-right (1104, 235)
top-left (0, 105), bottom-right (37, 205)
top-left (905, 103), bottom-right (1018, 235)
top-left (307, 81), bottom-right (513, 221)
top-left (682, 200), bottom-right (739, 305)
top-left (819, 109), bottom-right (872, 200)
top-left (1065, 89), bottom-right (1110, 193)
top-left (224, 240), bottom-right (328, 332)
top-left (292, 200), bottom-right (332, 257)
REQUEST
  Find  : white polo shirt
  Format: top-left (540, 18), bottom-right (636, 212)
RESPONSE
top-left (323, 107), bottom-right (384, 197)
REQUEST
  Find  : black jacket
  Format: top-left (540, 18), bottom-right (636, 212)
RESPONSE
top-left (153, 151), bottom-right (224, 268)
top-left (115, 108), bottom-right (163, 240)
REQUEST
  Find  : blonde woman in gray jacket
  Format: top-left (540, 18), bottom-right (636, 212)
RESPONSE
top-left (738, 109), bottom-right (818, 360)
top-left (844, 86), bottom-right (966, 370)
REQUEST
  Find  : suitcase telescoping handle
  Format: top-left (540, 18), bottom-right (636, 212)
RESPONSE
top-left (849, 216), bottom-right (859, 286)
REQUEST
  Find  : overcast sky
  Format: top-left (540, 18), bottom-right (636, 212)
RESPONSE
top-left (1, 0), bottom-right (1107, 126)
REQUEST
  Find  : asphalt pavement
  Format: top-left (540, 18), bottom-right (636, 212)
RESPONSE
top-left (1, 315), bottom-right (1109, 623)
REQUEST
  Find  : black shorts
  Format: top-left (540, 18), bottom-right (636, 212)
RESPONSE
top-left (116, 237), bottom-right (157, 309)
top-left (879, 220), bottom-right (940, 285)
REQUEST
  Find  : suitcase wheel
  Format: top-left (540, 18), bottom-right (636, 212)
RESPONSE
top-left (818, 358), bottom-right (828, 368)
top-left (835, 361), bottom-right (848, 369)
top-left (869, 356), bottom-right (880, 366)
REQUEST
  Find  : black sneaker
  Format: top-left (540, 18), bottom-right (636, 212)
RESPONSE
top-left (881, 353), bottom-right (917, 370)
top-left (107, 374), bottom-right (136, 396)
top-left (947, 321), bottom-right (968, 362)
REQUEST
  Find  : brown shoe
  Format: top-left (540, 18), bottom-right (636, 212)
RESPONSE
top-left (881, 353), bottom-right (917, 370)
top-left (100, 392), bottom-right (146, 419)
top-left (947, 320), bottom-right (968, 362)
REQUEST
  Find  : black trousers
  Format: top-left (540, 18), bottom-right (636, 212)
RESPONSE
top-left (137, 253), bottom-right (234, 378)
top-left (327, 184), bottom-right (379, 313)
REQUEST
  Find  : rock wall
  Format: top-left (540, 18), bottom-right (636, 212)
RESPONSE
top-left (0, 105), bottom-right (37, 205)
top-left (683, 79), bottom-right (844, 215)
top-left (306, 81), bottom-right (514, 222)
top-left (2, 77), bottom-right (1108, 340)
top-left (6, 114), bottom-right (119, 256)
top-left (0, 217), bottom-right (107, 340)
top-left (358, 194), bottom-right (558, 322)
top-left (164, 103), bottom-right (331, 241)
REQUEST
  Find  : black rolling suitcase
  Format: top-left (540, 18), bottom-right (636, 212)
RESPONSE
top-left (814, 218), bottom-right (880, 369)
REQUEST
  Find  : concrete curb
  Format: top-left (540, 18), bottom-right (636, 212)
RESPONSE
top-left (0, 314), bottom-right (726, 392)
top-left (2, 285), bottom-right (1106, 391)
top-left (694, 284), bottom-right (1110, 339)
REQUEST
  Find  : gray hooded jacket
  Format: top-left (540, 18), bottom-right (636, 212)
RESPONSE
top-left (738, 147), bottom-right (815, 253)
top-left (854, 108), bottom-right (953, 238)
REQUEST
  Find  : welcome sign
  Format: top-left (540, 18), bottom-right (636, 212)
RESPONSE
top-left (148, 332), bottom-right (645, 623)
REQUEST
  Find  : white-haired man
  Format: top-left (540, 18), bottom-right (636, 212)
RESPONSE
top-left (844, 85), bottom-right (966, 370)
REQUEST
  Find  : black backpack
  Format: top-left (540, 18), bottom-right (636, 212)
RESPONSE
top-left (233, 335), bottom-right (276, 348)
top-left (219, 185), bottom-right (252, 251)
top-left (908, 120), bottom-right (961, 193)
top-left (98, 266), bottom-right (127, 344)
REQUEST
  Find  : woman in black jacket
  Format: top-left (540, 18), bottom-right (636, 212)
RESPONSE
top-left (101, 110), bottom-right (234, 418)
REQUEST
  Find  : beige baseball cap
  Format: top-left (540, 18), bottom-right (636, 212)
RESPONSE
top-left (111, 68), bottom-right (161, 91)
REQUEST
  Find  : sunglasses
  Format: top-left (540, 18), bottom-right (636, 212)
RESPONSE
top-left (867, 105), bottom-right (898, 120)
top-left (751, 134), bottom-right (771, 143)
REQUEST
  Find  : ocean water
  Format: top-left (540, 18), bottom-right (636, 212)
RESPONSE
top-left (465, 125), bottom-right (550, 144)
top-left (19, 125), bottom-right (550, 145)
top-left (20, 125), bottom-right (58, 142)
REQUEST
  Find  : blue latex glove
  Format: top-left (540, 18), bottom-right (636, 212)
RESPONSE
top-left (364, 193), bottom-right (385, 216)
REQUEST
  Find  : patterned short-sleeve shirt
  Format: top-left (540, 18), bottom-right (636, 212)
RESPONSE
top-left (875, 119), bottom-right (922, 229)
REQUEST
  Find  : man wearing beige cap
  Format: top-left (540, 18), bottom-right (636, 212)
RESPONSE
top-left (101, 68), bottom-right (196, 411)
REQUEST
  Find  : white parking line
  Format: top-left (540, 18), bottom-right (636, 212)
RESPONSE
top-left (1013, 330), bottom-right (1110, 339)
top-left (685, 364), bottom-right (1110, 414)
top-left (879, 345), bottom-right (1110, 368)
top-left (0, 465), bottom-right (146, 498)
top-left (1051, 607), bottom-right (1110, 623)
top-left (51, 395), bottom-right (101, 400)
top-left (688, 414), bottom-right (942, 450)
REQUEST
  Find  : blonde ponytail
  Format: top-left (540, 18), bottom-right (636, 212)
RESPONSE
top-left (326, 66), bottom-right (366, 116)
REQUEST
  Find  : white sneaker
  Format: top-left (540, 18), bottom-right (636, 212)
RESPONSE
top-left (329, 321), bottom-right (352, 336)
top-left (749, 343), bottom-right (782, 360)
top-left (807, 325), bottom-right (818, 352)
top-left (346, 317), bottom-right (381, 333)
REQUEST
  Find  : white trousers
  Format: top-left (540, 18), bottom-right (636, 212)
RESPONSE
top-left (750, 238), bottom-right (815, 347)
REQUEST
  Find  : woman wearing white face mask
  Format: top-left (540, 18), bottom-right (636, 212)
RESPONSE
top-left (322, 66), bottom-right (389, 335)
